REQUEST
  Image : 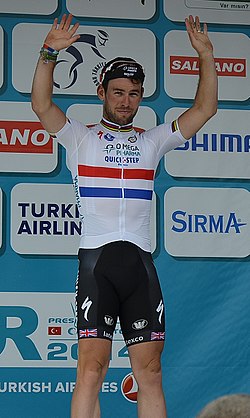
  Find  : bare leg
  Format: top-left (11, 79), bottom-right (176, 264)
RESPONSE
top-left (129, 341), bottom-right (167, 418)
top-left (71, 339), bottom-right (111, 418)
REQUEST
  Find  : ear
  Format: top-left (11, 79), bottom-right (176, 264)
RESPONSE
top-left (97, 84), bottom-right (105, 101)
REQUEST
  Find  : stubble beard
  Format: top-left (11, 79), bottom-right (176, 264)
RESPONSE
top-left (103, 103), bottom-right (138, 126)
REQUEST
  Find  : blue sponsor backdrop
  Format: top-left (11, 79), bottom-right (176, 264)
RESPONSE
top-left (0, 1), bottom-right (250, 417)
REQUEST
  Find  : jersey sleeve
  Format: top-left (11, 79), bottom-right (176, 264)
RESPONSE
top-left (55, 117), bottom-right (89, 157)
top-left (143, 120), bottom-right (187, 160)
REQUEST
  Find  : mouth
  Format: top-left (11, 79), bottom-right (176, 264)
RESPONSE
top-left (116, 109), bottom-right (132, 114)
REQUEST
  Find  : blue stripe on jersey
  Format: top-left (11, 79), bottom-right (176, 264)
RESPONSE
top-left (80, 187), bottom-right (122, 198)
top-left (124, 189), bottom-right (153, 200)
top-left (79, 187), bottom-right (152, 200)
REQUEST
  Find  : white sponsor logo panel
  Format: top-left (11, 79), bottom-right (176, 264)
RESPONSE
top-left (66, 0), bottom-right (156, 20)
top-left (0, 0), bottom-right (58, 14)
top-left (0, 102), bottom-right (57, 173)
top-left (0, 27), bottom-right (3, 89)
top-left (165, 108), bottom-right (250, 179)
top-left (164, 30), bottom-right (250, 101)
top-left (164, 0), bottom-right (250, 25)
top-left (12, 24), bottom-right (156, 97)
top-left (11, 183), bottom-right (157, 255)
top-left (0, 188), bottom-right (2, 248)
top-left (0, 292), bottom-right (130, 368)
top-left (165, 187), bottom-right (250, 258)
top-left (11, 183), bottom-right (81, 255)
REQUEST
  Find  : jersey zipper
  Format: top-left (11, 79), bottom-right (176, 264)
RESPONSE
top-left (119, 134), bottom-right (126, 239)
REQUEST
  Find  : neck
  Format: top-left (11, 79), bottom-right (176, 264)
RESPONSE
top-left (100, 117), bottom-right (133, 132)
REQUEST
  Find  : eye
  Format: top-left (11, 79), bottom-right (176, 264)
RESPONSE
top-left (130, 92), bottom-right (140, 97)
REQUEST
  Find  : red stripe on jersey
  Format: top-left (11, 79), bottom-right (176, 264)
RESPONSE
top-left (78, 164), bottom-right (122, 178)
top-left (78, 165), bottom-right (154, 180)
top-left (124, 168), bottom-right (154, 180)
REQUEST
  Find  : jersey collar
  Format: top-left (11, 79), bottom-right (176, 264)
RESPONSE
top-left (100, 117), bottom-right (133, 133)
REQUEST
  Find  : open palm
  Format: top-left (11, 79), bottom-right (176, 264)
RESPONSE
top-left (44, 14), bottom-right (80, 51)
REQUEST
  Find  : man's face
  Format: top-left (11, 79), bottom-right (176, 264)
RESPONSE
top-left (98, 78), bottom-right (143, 126)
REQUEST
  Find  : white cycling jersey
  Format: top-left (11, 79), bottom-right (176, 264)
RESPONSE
top-left (55, 117), bottom-right (186, 252)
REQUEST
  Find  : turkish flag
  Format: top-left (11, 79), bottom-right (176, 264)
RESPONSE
top-left (48, 326), bottom-right (62, 336)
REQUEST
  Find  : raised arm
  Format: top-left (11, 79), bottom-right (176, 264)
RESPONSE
top-left (31, 14), bottom-right (80, 134)
top-left (178, 15), bottom-right (218, 140)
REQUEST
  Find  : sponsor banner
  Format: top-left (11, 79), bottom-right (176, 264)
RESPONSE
top-left (0, 0), bottom-right (58, 14)
top-left (164, 0), bottom-right (250, 25)
top-left (0, 102), bottom-right (57, 173)
top-left (11, 183), bottom-right (81, 255)
top-left (0, 188), bottom-right (2, 248)
top-left (165, 108), bottom-right (250, 179)
top-left (11, 183), bottom-right (157, 255)
top-left (0, 26), bottom-right (3, 89)
top-left (12, 24), bottom-right (156, 97)
top-left (164, 187), bottom-right (250, 258)
top-left (0, 292), bottom-right (130, 368)
top-left (67, 104), bottom-right (157, 131)
top-left (66, 0), bottom-right (156, 20)
top-left (164, 30), bottom-right (250, 101)
top-left (0, 378), bottom-right (118, 394)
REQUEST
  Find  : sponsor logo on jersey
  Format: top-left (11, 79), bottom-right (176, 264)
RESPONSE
top-left (103, 331), bottom-right (113, 340)
top-left (81, 296), bottom-right (93, 321)
top-left (132, 319), bottom-right (148, 330)
top-left (125, 336), bottom-right (144, 346)
top-left (104, 315), bottom-right (114, 326)
top-left (128, 135), bottom-right (137, 143)
top-left (104, 133), bottom-right (115, 141)
top-left (156, 300), bottom-right (164, 324)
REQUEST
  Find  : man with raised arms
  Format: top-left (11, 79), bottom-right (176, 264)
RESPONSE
top-left (31, 14), bottom-right (217, 418)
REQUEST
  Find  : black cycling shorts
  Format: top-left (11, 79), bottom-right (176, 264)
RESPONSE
top-left (76, 241), bottom-right (165, 347)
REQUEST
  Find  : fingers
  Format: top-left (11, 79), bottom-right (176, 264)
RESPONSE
top-left (186, 15), bottom-right (205, 34)
top-left (64, 14), bottom-right (74, 32)
top-left (69, 22), bottom-right (80, 37)
top-left (195, 16), bottom-right (201, 32)
top-left (57, 13), bottom-right (74, 31)
top-left (51, 13), bottom-right (79, 37)
top-left (58, 14), bottom-right (67, 30)
top-left (52, 18), bottom-right (58, 30)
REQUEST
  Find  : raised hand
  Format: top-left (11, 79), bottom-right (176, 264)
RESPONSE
top-left (185, 15), bottom-right (213, 57)
top-left (44, 14), bottom-right (80, 51)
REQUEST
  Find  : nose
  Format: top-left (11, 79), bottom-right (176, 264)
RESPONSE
top-left (121, 94), bottom-right (130, 107)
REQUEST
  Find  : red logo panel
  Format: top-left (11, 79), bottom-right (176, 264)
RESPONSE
top-left (170, 56), bottom-right (246, 77)
top-left (0, 121), bottom-right (53, 153)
